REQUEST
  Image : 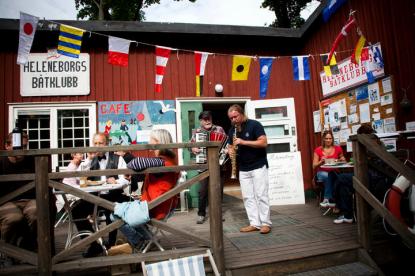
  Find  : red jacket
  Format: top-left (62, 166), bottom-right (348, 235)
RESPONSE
top-left (141, 156), bottom-right (179, 220)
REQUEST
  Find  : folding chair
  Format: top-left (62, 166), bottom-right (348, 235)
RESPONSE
top-left (142, 249), bottom-right (220, 276)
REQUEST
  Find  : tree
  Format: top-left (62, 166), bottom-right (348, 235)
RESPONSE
top-left (261, 0), bottom-right (320, 28)
top-left (75, 0), bottom-right (196, 21)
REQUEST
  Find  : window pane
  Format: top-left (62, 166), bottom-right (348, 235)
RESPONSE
top-left (62, 118), bottom-right (73, 128)
top-left (41, 141), bottom-right (50, 148)
top-left (63, 140), bottom-right (74, 148)
top-left (75, 139), bottom-right (86, 147)
top-left (63, 129), bottom-right (73, 138)
top-left (255, 107), bottom-right (288, 120)
top-left (29, 130), bottom-right (38, 139)
top-left (40, 118), bottom-right (50, 128)
top-left (40, 130), bottom-right (50, 139)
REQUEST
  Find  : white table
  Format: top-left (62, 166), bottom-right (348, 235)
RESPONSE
top-left (320, 163), bottom-right (354, 169)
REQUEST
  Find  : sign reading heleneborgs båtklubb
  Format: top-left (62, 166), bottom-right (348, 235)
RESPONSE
top-left (20, 53), bottom-right (90, 96)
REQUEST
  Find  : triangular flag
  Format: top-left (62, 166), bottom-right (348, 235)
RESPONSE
top-left (351, 35), bottom-right (366, 64)
top-left (195, 51), bottom-right (209, 96)
top-left (259, 57), bottom-right (274, 98)
top-left (292, 56), bottom-right (310, 81)
top-left (17, 12), bottom-right (39, 65)
top-left (232, 56), bottom-right (251, 81)
top-left (321, 54), bottom-right (339, 76)
top-left (322, 0), bottom-right (347, 22)
top-left (326, 16), bottom-right (356, 65)
top-left (108, 36), bottom-right (131, 66)
top-left (57, 24), bottom-right (85, 58)
top-left (155, 46), bottom-right (171, 93)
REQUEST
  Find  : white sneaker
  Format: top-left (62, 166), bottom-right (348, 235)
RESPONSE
top-left (334, 215), bottom-right (353, 224)
top-left (320, 199), bottom-right (330, 208)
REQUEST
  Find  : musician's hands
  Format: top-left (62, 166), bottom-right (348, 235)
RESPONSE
top-left (233, 138), bottom-right (243, 146)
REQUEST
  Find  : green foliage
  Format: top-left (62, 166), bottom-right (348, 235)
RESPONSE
top-left (75, 0), bottom-right (196, 21)
top-left (261, 0), bottom-right (320, 28)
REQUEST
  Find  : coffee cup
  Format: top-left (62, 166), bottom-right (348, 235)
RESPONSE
top-left (80, 177), bottom-right (88, 188)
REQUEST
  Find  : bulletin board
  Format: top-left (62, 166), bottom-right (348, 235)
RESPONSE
top-left (319, 75), bottom-right (396, 145)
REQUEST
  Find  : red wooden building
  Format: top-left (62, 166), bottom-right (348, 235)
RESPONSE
top-left (1, 0), bottom-right (414, 197)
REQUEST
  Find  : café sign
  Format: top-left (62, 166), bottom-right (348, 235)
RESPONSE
top-left (320, 43), bottom-right (384, 98)
top-left (20, 53), bottom-right (90, 96)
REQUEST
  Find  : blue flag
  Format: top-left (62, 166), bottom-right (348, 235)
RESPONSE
top-left (322, 0), bottom-right (347, 22)
top-left (292, 56), bottom-right (310, 81)
top-left (259, 58), bottom-right (274, 98)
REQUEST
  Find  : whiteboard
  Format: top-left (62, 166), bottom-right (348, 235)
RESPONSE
top-left (267, 152), bottom-right (305, 205)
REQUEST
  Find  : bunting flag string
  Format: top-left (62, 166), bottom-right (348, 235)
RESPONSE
top-left (17, 11), bottom-right (379, 91)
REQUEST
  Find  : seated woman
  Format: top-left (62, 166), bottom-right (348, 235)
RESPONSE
top-left (108, 129), bottom-right (179, 253)
top-left (313, 129), bottom-right (345, 208)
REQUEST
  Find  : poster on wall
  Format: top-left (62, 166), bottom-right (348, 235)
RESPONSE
top-left (268, 152), bottom-right (305, 205)
top-left (98, 100), bottom-right (176, 145)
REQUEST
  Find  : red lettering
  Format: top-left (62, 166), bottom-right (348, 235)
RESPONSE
top-left (124, 104), bottom-right (131, 114)
top-left (116, 104), bottom-right (122, 114)
top-left (356, 69), bottom-right (361, 77)
top-left (109, 104), bottom-right (116, 113)
top-left (100, 104), bottom-right (108, 114)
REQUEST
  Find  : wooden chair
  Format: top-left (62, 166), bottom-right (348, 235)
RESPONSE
top-left (312, 174), bottom-right (324, 206)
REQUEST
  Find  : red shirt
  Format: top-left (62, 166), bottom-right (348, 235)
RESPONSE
top-left (314, 145), bottom-right (343, 172)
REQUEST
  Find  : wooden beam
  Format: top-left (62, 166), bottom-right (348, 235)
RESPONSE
top-left (150, 219), bottom-right (210, 247)
top-left (207, 146), bottom-right (225, 275)
top-left (48, 164), bottom-right (207, 180)
top-left (0, 264), bottom-right (37, 275)
top-left (52, 247), bottom-right (208, 272)
top-left (353, 177), bottom-right (415, 249)
top-left (0, 240), bottom-right (37, 265)
top-left (0, 181), bottom-right (34, 206)
top-left (358, 134), bottom-right (415, 184)
top-left (148, 171), bottom-right (209, 210)
top-left (352, 140), bottom-right (371, 250)
top-left (52, 220), bottom-right (124, 263)
top-left (50, 180), bottom-right (115, 211)
top-left (0, 173), bottom-right (35, 182)
top-left (35, 156), bottom-right (52, 276)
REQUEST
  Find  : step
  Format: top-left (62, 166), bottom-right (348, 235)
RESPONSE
top-left (290, 262), bottom-right (377, 276)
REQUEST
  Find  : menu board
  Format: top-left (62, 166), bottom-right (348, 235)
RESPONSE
top-left (268, 152), bottom-right (305, 205)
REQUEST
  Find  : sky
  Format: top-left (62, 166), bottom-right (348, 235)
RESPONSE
top-left (0, 0), bottom-right (320, 27)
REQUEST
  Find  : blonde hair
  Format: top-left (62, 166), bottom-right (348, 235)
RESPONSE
top-left (227, 104), bottom-right (247, 121)
top-left (150, 129), bottom-right (175, 158)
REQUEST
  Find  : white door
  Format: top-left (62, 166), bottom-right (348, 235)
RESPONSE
top-left (246, 98), bottom-right (297, 152)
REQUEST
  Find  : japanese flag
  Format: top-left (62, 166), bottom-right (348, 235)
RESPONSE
top-left (17, 12), bottom-right (39, 65)
top-left (108, 36), bottom-right (131, 66)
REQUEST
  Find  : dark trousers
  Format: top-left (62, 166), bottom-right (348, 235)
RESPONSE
top-left (197, 171), bottom-right (224, 217)
top-left (335, 173), bottom-right (354, 219)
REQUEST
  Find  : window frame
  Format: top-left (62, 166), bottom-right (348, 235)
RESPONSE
top-left (8, 102), bottom-right (97, 171)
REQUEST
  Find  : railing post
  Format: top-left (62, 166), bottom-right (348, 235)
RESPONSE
top-left (207, 146), bottom-right (225, 275)
top-left (35, 156), bottom-right (52, 275)
top-left (352, 136), bottom-right (371, 251)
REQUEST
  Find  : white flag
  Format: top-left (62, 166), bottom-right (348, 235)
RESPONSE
top-left (17, 12), bottom-right (39, 65)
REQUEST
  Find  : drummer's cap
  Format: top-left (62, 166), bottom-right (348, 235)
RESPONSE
top-left (199, 111), bottom-right (212, 120)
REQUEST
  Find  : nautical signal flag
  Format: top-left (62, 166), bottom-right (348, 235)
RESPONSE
top-left (320, 54), bottom-right (339, 76)
top-left (351, 35), bottom-right (366, 65)
top-left (259, 57), bottom-right (274, 98)
top-left (108, 36), bottom-right (131, 66)
top-left (57, 24), bottom-right (85, 58)
top-left (322, 0), bottom-right (347, 22)
top-left (155, 46), bottom-right (171, 93)
top-left (17, 12), bottom-right (39, 65)
top-left (292, 56), bottom-right (310, 81)
top-left (232, 56), bottom-right (251, 81)
top-left (195, 51), bottom-right (209, 96)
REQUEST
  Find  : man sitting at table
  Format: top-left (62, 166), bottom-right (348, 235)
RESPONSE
top-left (333, 124), bottom-right (396, 224)
top-left (72, 132), bottom-right (130, 257)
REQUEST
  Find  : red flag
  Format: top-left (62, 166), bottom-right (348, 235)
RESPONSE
top-left (108, 36), bottom-right (131, 66)
top-left (195, 51), bottom-right (209, 96)
top-left (351, 35), bottom-right (366, 64)
top-left (155, 46), bottom-right (171, 93)
top-left (326, 17), bottom-right (356, 64)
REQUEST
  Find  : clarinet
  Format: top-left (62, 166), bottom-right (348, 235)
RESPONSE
top-left (230, 126), bottom-right (238, 179)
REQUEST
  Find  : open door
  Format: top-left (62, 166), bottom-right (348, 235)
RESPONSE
top-left (246, 98), bottom-right (297, 153)
top-left (180, 102), bottom-right (203, 208)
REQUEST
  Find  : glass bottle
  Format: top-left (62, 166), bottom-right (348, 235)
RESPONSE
top-left (12, 119), bottom-right (23, 150)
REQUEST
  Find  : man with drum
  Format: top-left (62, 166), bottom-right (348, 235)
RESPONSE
top-left (191, 111), bottom-right (226, 224)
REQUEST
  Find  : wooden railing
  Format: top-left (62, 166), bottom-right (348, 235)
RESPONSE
top-left (0, 142), bottom-right (225, 275)
top-left (351, 134), bottom-right (415, 250)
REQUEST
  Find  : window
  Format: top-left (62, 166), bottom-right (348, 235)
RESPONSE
top-left (9, 103), bottom-right (96, 171)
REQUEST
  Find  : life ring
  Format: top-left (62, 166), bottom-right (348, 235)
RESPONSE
top-left (384, 175), bottom-right (414, 232)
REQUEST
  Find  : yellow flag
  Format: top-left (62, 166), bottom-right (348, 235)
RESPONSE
top-left (322, 54), bottom-right (338, 77)
top-left (232, 56), bottom-right (251, 81)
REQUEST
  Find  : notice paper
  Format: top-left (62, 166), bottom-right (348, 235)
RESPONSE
top-left (359, 103), bottom-right (370, 123)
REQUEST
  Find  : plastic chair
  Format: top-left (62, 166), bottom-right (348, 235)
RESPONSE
top-left (142, 249), bottom-right (220, 276)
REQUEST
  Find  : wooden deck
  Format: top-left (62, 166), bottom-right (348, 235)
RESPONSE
top-left (51, 192), bottom-right (361, 275)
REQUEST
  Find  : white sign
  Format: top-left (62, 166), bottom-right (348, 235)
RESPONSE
top-left (20, 53), bottom-right (90, 96)
top-left (320, 43), bottom-right (384, 97)
top-left (268, 152), bottom-right (305, 205)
